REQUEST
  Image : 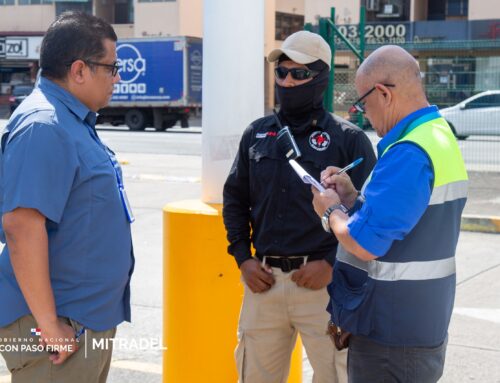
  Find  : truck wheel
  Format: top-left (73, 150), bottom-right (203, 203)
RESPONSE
top-left (180, 116), bottom-right (189, 128)
top-left (125, 109), bottom-right (146, 131)
top-left (157, 117), bottom-right (178, 131)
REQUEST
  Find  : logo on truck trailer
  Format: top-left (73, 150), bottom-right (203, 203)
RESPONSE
top-left (115, 43), bottom-right (147, 95)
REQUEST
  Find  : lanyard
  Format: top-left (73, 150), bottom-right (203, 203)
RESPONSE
top-left (85, 123), bottom-right (135, 223)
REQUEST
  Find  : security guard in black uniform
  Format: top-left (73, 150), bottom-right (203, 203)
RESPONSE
top-left (222, 31), bottom-right (376, 383)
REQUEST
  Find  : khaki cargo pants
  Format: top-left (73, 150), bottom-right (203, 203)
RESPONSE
top-left (0, 315), bottom-right (116, 383)
top-left (236, 268), bottom-right (347, 383)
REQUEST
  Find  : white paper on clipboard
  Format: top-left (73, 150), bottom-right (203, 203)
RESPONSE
top-left (289, 159), bottom-right (326, 193)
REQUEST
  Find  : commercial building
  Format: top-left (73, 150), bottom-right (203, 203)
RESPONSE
top-left (305, 0), bottom-right (500, 111)
top-left (1, 0), bottom-right (498, 112)
top-left (0, 0), bottom-right (304, 111)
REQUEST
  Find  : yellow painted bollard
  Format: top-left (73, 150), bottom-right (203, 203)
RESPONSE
top-left (163, 200), bottom-right (302, 382)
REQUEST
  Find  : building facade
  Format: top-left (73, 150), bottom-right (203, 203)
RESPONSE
top-left (0, 0), bottom-right (305, 111)
top-left (305, 0), bottom-right (500, 112)
top-left (2, 0), bottom-right (496, 113)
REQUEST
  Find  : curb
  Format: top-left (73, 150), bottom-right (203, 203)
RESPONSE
top-left (461, 215), bottom-right (500, 234)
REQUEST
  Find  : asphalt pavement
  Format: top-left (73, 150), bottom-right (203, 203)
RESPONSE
top-left (0, 120), bottom-right (498, 382)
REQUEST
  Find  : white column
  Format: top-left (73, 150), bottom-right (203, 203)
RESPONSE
top-left (202, 0), bottom-right (265, 204)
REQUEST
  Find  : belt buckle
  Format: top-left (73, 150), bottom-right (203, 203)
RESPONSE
top-left (280, 258), bottom-right (292, 273)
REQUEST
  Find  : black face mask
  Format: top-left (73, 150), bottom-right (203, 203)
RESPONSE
top-left (275, 68), bottom-right (330, 134)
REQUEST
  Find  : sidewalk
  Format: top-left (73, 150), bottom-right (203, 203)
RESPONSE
top-left (0, 141), bottom-right (497, 382)
top-left (462, 171), bottom-right (500, 233)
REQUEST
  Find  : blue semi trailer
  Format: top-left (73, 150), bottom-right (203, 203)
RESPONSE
top-left (98, 36), bottom-right (202, 131)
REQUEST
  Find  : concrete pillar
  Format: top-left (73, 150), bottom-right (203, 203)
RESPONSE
top-left (201, 0), bottom-right (265, 203)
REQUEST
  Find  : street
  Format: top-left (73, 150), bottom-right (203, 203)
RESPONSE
top-left (0, 122), bottom-right (499, 382)
top-left (96, 124), bottom-right (500, 170)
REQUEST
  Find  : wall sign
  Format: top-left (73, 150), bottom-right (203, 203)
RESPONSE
top-left (0, 36), bottom-right (43, 60)
top-left (6, 38), bottom-right (28, 58)
top-left (335, 23), bottom-right (409, 46)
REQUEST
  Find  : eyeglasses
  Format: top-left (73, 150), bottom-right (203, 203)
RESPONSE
top-left (66, 59), bottom-right (121, 77)
top-left (85, 60), bottom-right (121, 77)
top-left (350, 84), bottom-right (395, 114)
top-left (274, 67), bottom-right (319, 81)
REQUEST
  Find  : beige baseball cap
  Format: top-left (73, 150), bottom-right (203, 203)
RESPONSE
top-left (268, 30), bottom-right (331, 69)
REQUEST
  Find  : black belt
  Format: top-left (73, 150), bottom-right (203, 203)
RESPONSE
top-left (262, 256), bottom-right (308, 273)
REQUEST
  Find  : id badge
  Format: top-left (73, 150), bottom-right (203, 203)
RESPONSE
top-left (120, 186), bottom-right (135, 223)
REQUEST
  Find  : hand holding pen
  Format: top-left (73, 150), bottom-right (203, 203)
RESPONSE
top-left (320, 158), bottom-right (363, 208)
top-left (320, 158), bottom-right (363, 185)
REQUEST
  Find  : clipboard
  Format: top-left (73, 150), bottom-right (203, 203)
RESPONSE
top-left (289, 159), bottom-right (326, 193)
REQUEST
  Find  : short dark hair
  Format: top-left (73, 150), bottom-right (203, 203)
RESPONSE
top-left (40, 11), bottom-right (117, 80)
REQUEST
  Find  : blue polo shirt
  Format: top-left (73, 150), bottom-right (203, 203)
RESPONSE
top-left (0, 77), bottom-right (134, 331)
top-left (347, 106), bottom-right (438, 257)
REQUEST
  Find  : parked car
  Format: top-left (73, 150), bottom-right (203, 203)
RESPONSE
top-left (9, 84), bottom-right (34, 114)
top-left (440, 90), bottom-right (500, 140)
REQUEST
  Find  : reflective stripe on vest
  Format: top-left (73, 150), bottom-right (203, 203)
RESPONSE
top-left (429, 179), bottom-right (468, 205)
top-left (337, 246), bottom-right (456, 281)
top-left (361, 163), bottom-right (468, 205)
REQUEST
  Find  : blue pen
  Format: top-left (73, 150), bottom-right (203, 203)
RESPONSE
top-left (336, 157), bottom-right (364, 175)
top-left (75, 326), bottom-right (86, 340)
top-left (46, 326), bottom-right (86, 355)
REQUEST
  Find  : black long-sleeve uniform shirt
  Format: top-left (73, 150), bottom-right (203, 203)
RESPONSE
top-left (222, 111), bottom-right (377, 267)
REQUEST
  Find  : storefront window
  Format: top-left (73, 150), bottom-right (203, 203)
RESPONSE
top-left (19, 0), bottom-right (52, 4)
top-left (475, 57), bottom-right (500, 91)
top-left (55, 2), bottom-right (91, 17)
top-left (0, 0), bottom-right (15, 5)
top-left (420, 56), bottom-right (500, 107)
top-left (428, 0), bottom-right (468, 20)
top-left (447, 0), bottom-right (468, 17)
top-left (275, 12), bottom-right (304, 41)
top-left (137, 0), bottom-right (175, 3)
top-left (363, 0), bottom-right (410, 22)
top-left (114, 0), bottom-right (133, 24)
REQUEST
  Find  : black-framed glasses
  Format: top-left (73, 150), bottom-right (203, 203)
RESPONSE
top-left (350, 84), bottom-right (395, 114)
top-left (66, 59), bottom-right (121, 77)
top-left (85, 60), bottom-right (121, 77)
top-left (274, 67), bottom-right (319, 81)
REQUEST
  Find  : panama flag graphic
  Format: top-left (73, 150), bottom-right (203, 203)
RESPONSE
top-left (30, 328), bottom-right (42, 336)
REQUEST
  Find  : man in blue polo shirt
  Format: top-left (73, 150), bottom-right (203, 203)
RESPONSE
top-left (312, 45), bottom-right (467, 382)
top-left (0, 12), bottom-right (134, 382)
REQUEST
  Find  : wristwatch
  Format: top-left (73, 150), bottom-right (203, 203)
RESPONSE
top-left (321, 204), bottom-right (349, 233)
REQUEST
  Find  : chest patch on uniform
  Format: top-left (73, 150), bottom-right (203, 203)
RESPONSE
top-left (309, 131), bottom-right (330, 151)
top-left (256, 131), bottom-right (277, 139)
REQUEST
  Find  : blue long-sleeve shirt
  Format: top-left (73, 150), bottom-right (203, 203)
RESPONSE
top-left (347, 106), bottom-right (439, 257)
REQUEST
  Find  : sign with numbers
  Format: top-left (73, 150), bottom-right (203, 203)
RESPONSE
top-left (335, 23), bottom-right (410, 47)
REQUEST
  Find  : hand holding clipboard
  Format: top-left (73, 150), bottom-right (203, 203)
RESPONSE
top-left (289, 158), bottom-right (364, 193)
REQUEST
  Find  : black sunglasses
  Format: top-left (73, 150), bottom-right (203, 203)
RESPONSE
top-left (274, 66), bottom-right (319, 81)
top-left (350, 84), bottom-right (395, 114)
top-left (66, 59), bottom-right (121, 77)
